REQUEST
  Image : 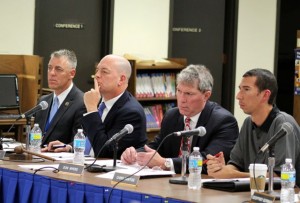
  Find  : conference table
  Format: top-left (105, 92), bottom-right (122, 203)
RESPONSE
top-left (0, 158), bottom-right (256, 203)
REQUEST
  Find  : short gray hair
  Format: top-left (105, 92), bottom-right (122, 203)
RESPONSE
top-left (177, 64), bottom-right (213, 92)
top-left (50, 49), bottom-right (77, 69)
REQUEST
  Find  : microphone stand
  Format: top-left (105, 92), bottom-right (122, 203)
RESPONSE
top-left (169, 136), bottom-right (189, 184)
top-left (265, 146), bottom-right (280, 200)
top-left (9, 116), bottom-right (33, 160)
top-left (102, 140), bottom-right (124, 172)
top-left (25, 116), bottom-right (32, 150)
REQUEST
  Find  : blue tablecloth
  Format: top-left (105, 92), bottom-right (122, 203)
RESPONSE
top-left (0, 168), bottom-right (191, 203)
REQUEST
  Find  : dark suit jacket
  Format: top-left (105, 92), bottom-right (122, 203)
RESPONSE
top-left (81, 90), bottom-right (147, 158)
top-left (35, 85), bottom-right (86, 146)
top-left (145, 101), bottom-right (239, 174)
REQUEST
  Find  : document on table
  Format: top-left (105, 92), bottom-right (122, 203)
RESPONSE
top-left (41, 152), bottom-right (74, 161)
top-left (18, 164), bottom-right (59, 170)
top-left (91, 161), bottom-right (175, 179)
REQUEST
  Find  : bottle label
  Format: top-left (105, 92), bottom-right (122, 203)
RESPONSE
top-left (281, 172), bottom-right (296, 182)
top-left (74, 139), bottom-right (85, 148)
top-left (30, 133), bottom-right (42, 141)
top-left (189, 159), bottom-right (203, 168)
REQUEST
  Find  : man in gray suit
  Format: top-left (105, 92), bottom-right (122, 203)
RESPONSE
top-left (35, 49), bottom-right (86, 152)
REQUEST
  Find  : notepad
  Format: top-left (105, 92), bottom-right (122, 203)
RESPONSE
top-left (202, 178), bottom-right (281, 192)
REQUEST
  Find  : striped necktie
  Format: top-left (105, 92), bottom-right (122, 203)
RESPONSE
top-left (178, 117), bottom-right (191, 157)
top-left (84, 102), bottom-right (106, 155)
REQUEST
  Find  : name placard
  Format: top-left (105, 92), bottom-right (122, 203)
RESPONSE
top-left (250, 192), bottom-right (275, 203)
top-left (58, 163), bottom-right (84, 175)
top-left (111, 172), bottom-right (140, 187)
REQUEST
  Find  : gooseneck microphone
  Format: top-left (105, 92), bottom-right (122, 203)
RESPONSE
top-left (259, 122), bottom-right (294, 153)
top-left (17, 101), bottom-right (48, 120)
top-left (173, 126), bottom-right (206, 137)
top-left (105, 124), bottom-right (134, 145)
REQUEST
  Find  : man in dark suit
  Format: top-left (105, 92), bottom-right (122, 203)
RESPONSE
top-left (35, 49), bottom-right (86, 152)
top-left (82, 54), bottom-right (147, 158)
top-left (121, 64), bottom-right (239, 174)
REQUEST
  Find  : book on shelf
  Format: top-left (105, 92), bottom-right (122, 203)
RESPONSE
top-left (144, 107), bottom-right (159, 129)
top-left (144, 103), bottom-right (176, 130)
top-left (136, 73), bottom-right (176, 99)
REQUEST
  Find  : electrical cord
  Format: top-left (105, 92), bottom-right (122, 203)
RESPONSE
top-left (107, 132), bottom-right (174, 203)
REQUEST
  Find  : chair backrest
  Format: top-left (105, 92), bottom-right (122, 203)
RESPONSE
top-left (0, 74), bottom-right (20, 112)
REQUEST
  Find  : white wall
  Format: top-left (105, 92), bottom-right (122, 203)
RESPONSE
top-left (0, 0), bottom-right (35, 54)
top-left (112, 0), bottom-right (170, 59)
top-left (234, 0), bottom-right (277, 128)
top-left (0, 0), bottom-right (278, 128)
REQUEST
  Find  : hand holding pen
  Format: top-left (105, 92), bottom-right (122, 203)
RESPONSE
top-left (41, 140), bottom-right (71, 152)
top-left (204, 152), bottom-right (224, 165)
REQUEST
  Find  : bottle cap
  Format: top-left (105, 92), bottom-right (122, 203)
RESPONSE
top-left (193, 147), bottom-right (200, 151)
top-left (77, 129), bottom-right (83, 133)
top-left (34, 123), bottom-right (39, 127)
top-left (285, 158), bottom-right (292, 163)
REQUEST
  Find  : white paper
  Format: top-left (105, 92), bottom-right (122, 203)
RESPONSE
top-left (41, 152), bottom-right (74, 161)
top-left (18, 164), bottom-right (59, 170)
top-left (94, 162), bottom-right (175, 179)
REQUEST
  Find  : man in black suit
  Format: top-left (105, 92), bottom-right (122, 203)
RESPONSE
top-left (35, 49), bottom-right (86, 152)
top-left (121, 64), bottom-right (239, 174)
top-left (81, 54), bottom-right (147, 158)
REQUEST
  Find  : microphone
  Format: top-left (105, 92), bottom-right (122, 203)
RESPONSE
top-left (106, 124), bottom-right (134, 145)
top-left (259, 122), bottom-right (294, 153)
top-left (173, 126), bottom-right (206, 137)
top-left (17, 101), bottom-right (48, 120)
top-left (13, 146), bottom-right (56, 161)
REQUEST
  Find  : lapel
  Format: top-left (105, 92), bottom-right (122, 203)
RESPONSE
top-left (42, 86), bottom-right (76, 141)
top-left (103, 91), bottom-right (129, 124)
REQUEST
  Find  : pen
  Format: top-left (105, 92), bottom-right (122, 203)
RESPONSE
top-left (203, 152), bottom-right (222, 165)
top-left (43, 144), bottom-right (66, 149)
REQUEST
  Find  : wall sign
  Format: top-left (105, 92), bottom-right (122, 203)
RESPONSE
top-left (54, 23), bottom-right (84, 29)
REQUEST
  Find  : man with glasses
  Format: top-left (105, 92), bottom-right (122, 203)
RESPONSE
top-left (35, 49), bottom-right (86, 152)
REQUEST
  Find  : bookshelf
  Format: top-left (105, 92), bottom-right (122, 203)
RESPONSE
top-left (126, 58), bottom-right (187, 141)
top-left (294, 31), bottom-right (300, 125)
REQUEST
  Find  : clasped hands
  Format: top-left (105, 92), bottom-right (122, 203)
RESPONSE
top-left (206, 151), bottom-right (230, 178)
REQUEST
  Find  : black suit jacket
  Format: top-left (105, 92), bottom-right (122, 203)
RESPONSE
top-left (35, 85), bottom-right (86, 146)
top-left (81, 90), bottom-right (147, 158)
top-left (146, 101), bottom-right (239, 174)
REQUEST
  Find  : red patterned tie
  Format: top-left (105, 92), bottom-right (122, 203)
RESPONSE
top-left (178, 117), bottom-right (191, 157)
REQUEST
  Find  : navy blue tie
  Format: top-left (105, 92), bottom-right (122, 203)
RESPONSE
top-left (84, 102), bottom-right (106, 155)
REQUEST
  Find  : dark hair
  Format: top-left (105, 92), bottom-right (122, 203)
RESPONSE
top-left (243, 68), bottom-right (278, 104)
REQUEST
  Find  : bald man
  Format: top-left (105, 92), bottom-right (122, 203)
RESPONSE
top-left (82, 55), bottom-right (147, 158)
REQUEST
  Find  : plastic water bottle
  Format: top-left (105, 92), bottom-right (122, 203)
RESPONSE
top-left (73, 129), bottom-right (85, 165)
top-left (280, 158), bottom-right (295, 203)
top-left (188, 147), bottom-right (202, 190)
top-left (29, 123), bottom-right (42, 153)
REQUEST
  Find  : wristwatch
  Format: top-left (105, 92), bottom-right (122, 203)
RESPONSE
top-left (164, 158), bottom-right (172, 169)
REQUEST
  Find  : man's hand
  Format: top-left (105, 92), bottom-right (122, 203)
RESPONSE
top-left (136, 145), bottom-right (164, 168)
top-left (84, 77), bottom-right (101, 112)
top-left (41, 140), bottom-right (71, 152)
top-left (206, 152), bottom-right (247, 179)
top-left (121, 147), bottom-right (137, 164)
